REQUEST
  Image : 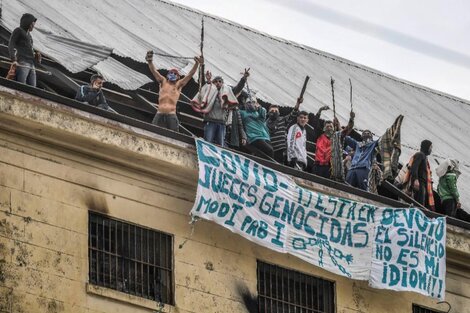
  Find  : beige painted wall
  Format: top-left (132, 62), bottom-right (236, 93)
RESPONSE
top-left (0, 89), bottom-right (469, 313)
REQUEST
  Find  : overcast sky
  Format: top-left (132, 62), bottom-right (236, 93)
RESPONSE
top-left (171, 0), bottom-right (470, 101)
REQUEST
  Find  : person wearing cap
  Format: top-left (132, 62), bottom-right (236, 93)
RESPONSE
top-left (191, 69), bottom-right (249, 147)
top-left (146, 50), bottom-right (203, 131)
top-left (410, 139), bottom-right (435, 210)
top-left (8, 13), bottom-right (41, 87)
top-left (75, 74), bottom-right (117, 113)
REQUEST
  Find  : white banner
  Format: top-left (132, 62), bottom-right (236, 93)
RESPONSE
top-left (191, 139), bottom-right (446, 299)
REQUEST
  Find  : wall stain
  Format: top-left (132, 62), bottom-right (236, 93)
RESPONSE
top-left (204, 261), bottom-right (214, 271)
top-left (37, 297), bottom-right (64, 313)
top-left (15, 243), bottom-right (30, 267)
top-left (352, 282), bottom-right (369, 312)
top-left (235, 282), bottom-right (257, 313)
top-left (83, 193), bottom-right (109, 214)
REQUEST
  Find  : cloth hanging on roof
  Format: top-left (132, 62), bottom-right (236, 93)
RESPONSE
top-left (436, 159), bottom-right (460, 178)
top-left (368, 162), bottom-right (383, 194)
top-left (426, 160), bottom-right (435, 210)
top-left (378, 115), bottom-right (404, 181)
top-left (6, 63), bottom-right (17, 80)
top-left (330, 131), bottom-right (345, 182)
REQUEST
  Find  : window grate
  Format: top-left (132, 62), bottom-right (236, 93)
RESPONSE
top-left (257, 261), bottom-right (335, 313)
top-left (89, 212), bottom-right (173, 304)
top-left (412, 304), bottom-right (445, 313)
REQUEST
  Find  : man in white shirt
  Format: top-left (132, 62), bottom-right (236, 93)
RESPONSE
top-left (287, 111), bottom-right (309, 170)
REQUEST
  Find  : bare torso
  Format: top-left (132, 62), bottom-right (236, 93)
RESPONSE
top-left (157, 80), bottom-right (181, 114)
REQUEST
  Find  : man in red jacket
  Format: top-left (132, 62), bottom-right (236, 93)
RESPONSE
top-left (313, 112), bottom-right (355, 178)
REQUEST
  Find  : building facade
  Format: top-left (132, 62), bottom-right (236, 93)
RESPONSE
top-left (0, 86), bottom-right (469, 313)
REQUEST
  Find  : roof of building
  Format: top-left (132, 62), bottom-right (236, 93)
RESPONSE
top-left (1, 0), bottom-right (469, 210)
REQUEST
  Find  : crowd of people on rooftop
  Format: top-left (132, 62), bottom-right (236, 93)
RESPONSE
top-left (6, 13), bottom-right (468, 223)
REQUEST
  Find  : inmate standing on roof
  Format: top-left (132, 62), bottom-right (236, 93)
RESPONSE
top-left (146, 51), bottom-right (203, 131)
top-left (8, 13), bottom-right (41, 87)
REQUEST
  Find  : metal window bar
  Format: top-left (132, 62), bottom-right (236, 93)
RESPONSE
top-left (412, 304), bottom-right (445, 313)
top-left (257, 261), bottom-right (335, 313)
top-left (88, 212), bottom-right (174, 304)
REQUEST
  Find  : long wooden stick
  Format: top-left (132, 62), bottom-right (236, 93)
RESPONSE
top-left (349, 78), bottom-right (353, 111)
top-left (330, 76), bottom-right (336, 124)
top-left (198, 17), bottom-right (205, 91)
top-left (299, 75), bottom-right (310, 99)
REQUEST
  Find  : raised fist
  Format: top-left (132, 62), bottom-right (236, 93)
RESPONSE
top-left (145, 50), bottom-right (153, 63)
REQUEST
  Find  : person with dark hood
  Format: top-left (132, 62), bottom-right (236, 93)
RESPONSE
top-left (8, 13), bottom-right (40, 87)
top-left (410, 139), bottom-right (435, 210)
top-left (344, 129), bottom-right (378, 190)
top-left (191, 69), bottom-right (249, 146)
top-left (240, 96), bottom-right (274, 159)
top-left (75, 74), bottom-right (117, 113)
top-left (286, 111), bottom-right (309, 170)
top-left (146, 50), bottom-right (202, 132)
top-left (266, 97), bottom-right (303, 164)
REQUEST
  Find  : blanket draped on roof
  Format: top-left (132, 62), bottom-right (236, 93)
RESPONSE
top-left (378, 115), bottom-right (404, 181)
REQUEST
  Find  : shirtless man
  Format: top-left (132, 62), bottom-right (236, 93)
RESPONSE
top-left (146, 50), bottom-right (203, 131)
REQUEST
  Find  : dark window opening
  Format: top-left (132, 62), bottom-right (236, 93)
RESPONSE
top-left (412, 304), bottom-right (445, 313)
top-left (88, 212), bottom-right (173, 305)
top-left (257, 261), bottom-right (335, 313)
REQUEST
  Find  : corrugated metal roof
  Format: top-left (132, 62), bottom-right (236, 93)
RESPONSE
top-left (3, 0), bottom-right (470, 210)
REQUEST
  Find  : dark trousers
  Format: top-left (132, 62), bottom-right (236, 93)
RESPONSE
top-left (442, 199), bottom-right (457, 217)
top-left (413, 180), bottom-right (427, 207)
top-left (152, 113), bottom-right (179, 132)
top-left (313, 164), bottom-right (331, 179)
top-left (346, 167), bottom-right (369, 190)
top-left (247, 140), bottom-right (274, 160)
top-left (273, 150), bottom-right (286, 164)
top-left (289, 159), bottom-right (306, 171)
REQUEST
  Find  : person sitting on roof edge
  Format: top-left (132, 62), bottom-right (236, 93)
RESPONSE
top-left (437, 159), bottom-right (461, 217)
top-left (239, 95), bottom-right (274, 160)
top-left (8, 13), bottom-right (41, 87)
top-left (313, 112), bottom-right (355, 179)
top-left (286, 110), bottom-right (309, 171)
top-left (191, 69), bottom-right (249, 147)
top-left (146, 50), bottom-right (202, 132)
top-left (75, 74), bottom-right (117, 113)
top-left (266, 97), bottom-right (303, 164)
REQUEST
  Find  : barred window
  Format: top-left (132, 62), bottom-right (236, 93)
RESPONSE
top-left (89, 212), bottom-right (173, 304)
top-left (257, 261), bottom-right (335, 313)
top-left (412, 304), bottom-right (445, 313)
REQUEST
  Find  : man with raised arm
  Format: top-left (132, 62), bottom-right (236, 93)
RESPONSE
top-left (146, 50), bottom-right (203, 131)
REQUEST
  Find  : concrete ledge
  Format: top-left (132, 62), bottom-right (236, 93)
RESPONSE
top-left (86, 283), bottom-right (176, 312)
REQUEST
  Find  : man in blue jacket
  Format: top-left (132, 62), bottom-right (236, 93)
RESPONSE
top-left (344, 130), bottom-right (378, 190)
top-left (75, 74), bottom-right (117, 113)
